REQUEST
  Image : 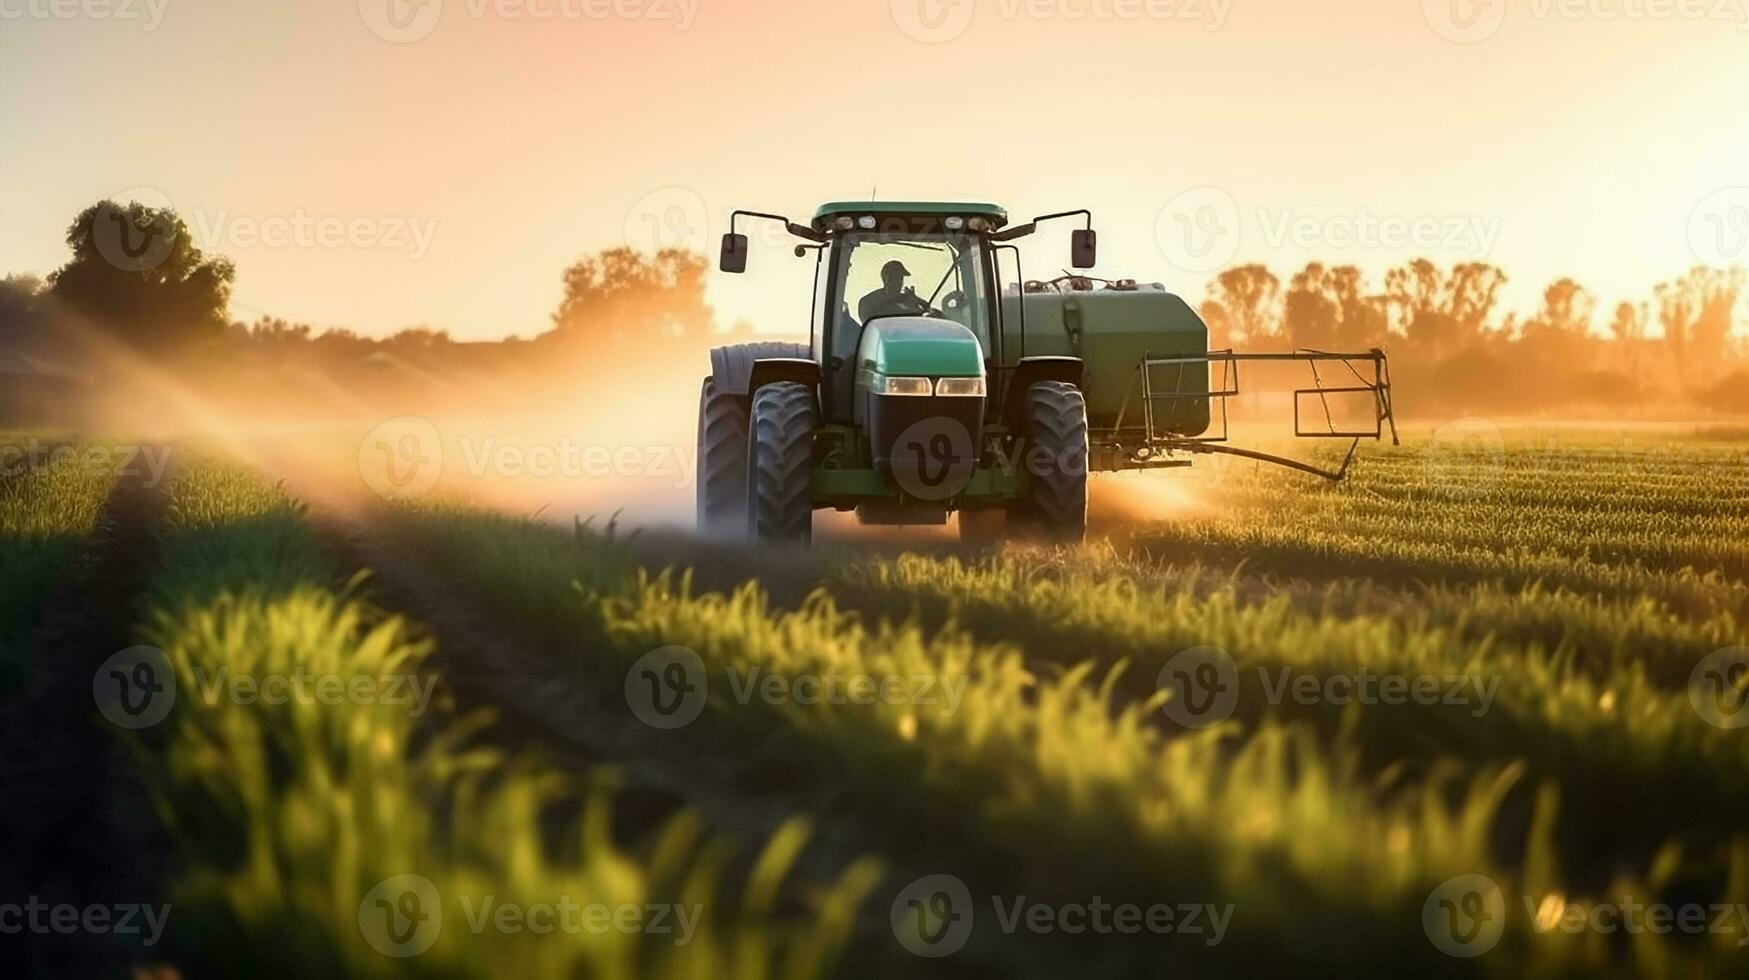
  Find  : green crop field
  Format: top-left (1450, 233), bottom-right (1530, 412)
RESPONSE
top-left (3, 429), bottom-right (1746, 977)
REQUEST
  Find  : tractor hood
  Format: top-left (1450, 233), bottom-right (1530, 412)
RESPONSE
top-left (858, 318), bottom-right (984, 377)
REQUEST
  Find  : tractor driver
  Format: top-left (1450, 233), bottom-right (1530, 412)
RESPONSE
top-left (857, 259), bottom-right (931, 324)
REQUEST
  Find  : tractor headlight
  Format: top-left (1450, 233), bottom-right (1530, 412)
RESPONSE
top-left (834, 216), bottom-right (855, 231)
top-left (934, 377), bottom-right (986, 397)
top-left (857, 215), bottom-right (877, 230)
top-left (944, 216), bottom-right (965, 231)
top-left (876, 376), bottom-right (933, 396)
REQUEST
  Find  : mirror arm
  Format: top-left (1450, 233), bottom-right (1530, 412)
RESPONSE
top-left (1028, 209), bottom-right (1093, 231)
top-left (990, 210), bottom-right (1092, 242)
top-left (730, 209), bottom-right (828, 244)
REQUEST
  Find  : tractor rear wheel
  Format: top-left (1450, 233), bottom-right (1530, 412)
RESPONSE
top-left (696, 376), bottom-right (748, 535)
top-left (1018, 381), bottom-right (1088, 543)
top-left (746, 381), bottom-right (816, 544)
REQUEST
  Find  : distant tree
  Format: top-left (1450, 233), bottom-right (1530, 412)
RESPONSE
top-left (1655, 265), bottom-right (1742, 378)
top-left (1608, 301), bottom-right (1646, 345)
top-left (1607, 300), bottom-right (1648, 374)
top-left (388, 326), bottom-right (451, 349)
top-left (1282, 263), bottom-right (1339, 348)
top-left (1384, 259), bottom-right (1505, 360)
top-left (1200, 264), bottom-right (1281, 347)
top-left (0, 275), bottom-right (50, 351)
top-left (549, 247), bottom-right (712, 348)
top-left (49, 200), bottom-right (234, 354)
top-left (1282, 263), bottom-right (1388, 349)
top-left (1519, 277), bottom-right (1597, 367)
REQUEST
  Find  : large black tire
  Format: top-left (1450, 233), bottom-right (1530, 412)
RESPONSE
top-left (1018, 381), bottom-right (1088, 543)
top-left (696, 376), bottom-right (749, 535)
top-left (746, 381), bottom-right (816, 544)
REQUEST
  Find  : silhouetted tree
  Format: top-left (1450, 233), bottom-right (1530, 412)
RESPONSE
top-left (1283, 263), bottom-right (1388, 349)
top-left (1384, 260), bottom-right (1505, 361)
top-left (1200, 264), bottom-right (1281, 348)
top-left (49, 200), bottom-right (234, 354)
top-left (549, 247), bottom-right (711, 347)
top-left (1656, 265), bottom-right (1743, 379)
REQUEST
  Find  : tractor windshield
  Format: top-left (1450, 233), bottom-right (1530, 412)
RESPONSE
top-left (838, 232), bottom-right (991, 349)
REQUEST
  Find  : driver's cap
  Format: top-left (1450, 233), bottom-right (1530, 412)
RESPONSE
top-left (882, 260), bottom-right (911, 278)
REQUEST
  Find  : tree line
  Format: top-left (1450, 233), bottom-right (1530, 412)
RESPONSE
top-left (1199, 259), bottom-right (1746, 415)
top-left (2, 199), bottom-right (1744, 416)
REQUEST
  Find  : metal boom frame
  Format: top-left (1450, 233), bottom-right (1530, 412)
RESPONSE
top-left (1104, 348), bottom-right (1398, 481)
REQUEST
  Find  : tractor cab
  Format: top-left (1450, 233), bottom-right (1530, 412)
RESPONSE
top-left (804, 203), bottom-right (1007, 424)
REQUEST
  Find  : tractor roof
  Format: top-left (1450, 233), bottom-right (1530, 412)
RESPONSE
top-left (811, 201), bottom-right (1008, 232)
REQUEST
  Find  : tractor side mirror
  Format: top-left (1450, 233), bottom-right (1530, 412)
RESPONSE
top-left (1071, 229), bottom-right (1097, 269)
top-left (720, 233), bottom-right (749, 274)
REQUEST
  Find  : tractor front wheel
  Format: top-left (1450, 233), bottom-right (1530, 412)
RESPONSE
top-left (696, 376), bottom-right (749, 535)
top-left (746, 381), bottom-right (816, 544)
top-left (1018, 381), bottom-right (1088, 543)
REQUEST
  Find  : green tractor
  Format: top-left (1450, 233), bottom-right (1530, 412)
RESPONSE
top-left (698, 201), bottom-right (1397, 544)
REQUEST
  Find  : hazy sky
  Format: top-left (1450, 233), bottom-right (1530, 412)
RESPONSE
top-left (2, 0), bottom-right (1745, 340)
